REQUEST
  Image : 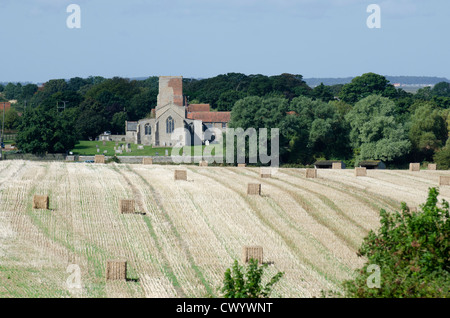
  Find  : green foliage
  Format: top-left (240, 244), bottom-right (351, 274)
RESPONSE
top-left (1, 108), bottom-right (22, 130)
top-left (338, 73), bottom-right (397, 104)
top-left (128, 88), bottom-right (157, 120)
top-left (221, 259), bottom-right (284, 298)
top-left (184, 72), bottom-right (310, 108)
top-left (312, 83), bottom-right (334, 102)
top-left (217, 90), bottom-right (246, 111)
top-left (9, 72), bottom-right (447, 168)
top-left (343, 187), bottom-right (450, 298)
top-left (409, 103), bottom-right (448, 160)
top-left (16, 107), bottom-right (78, 155)
top-left (431, 82), bottom-right (450, 98)
top-left (346, 94), bottom-right (411, 162)
top-left (433, 139), bottom-right (450, 170)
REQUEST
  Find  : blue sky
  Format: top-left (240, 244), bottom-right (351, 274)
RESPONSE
top-left (0, 0), bottom-right (449, 83)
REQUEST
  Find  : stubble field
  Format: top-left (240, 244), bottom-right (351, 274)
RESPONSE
top-left (0, 160), bottom-right (449, 298)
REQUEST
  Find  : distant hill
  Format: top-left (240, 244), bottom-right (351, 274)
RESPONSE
top-left (304, 76), bottom-right (450, 87)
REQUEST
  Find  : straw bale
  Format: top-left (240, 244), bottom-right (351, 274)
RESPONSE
top-left (306, 168), bottom-right (317, 178)
top-left (247, 183), bottom-right (261, 195)
top-left (33, 195), bottom-right (49, 210)
top-left (241, 246), bottom-right (263, 264)
top-left (106, 260), bottom-right (127, 281)
top-left (260, 168), bottom-right (271, 178)
top-left (332, 162), bottom-right (342, 169)
top-left (439, 176), bottom-right (450, 186)
top-left (428, 163), bottom-right (437, 170)
top-left (409, 163), bottom-right (420, 171)
top-left (237, 164), bottom-right (246, 168)
top-left (119, 200), bottom-right (135, 214)
top-left (199, 160), bottom-right (208, 167)
top-left (174, 170), bottom-right (187, 181)
top-left (95, 155), bottom-right (105, 164)
top-left (355, 167), bottom-right (367, 177)
top-left (142, 158), bottom-right (153, 165)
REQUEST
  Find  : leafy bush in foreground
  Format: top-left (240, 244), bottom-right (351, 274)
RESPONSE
top-left (343, 187), bottom-right (449, 297)
top-left (221, 259), bottom-right (284, 298)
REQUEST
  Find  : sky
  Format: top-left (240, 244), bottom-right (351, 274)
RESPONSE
top-left (0, 0), bottom-right (449, 83)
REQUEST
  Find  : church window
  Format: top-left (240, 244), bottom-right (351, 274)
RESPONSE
top-left (166, 116), bottom-right (174, 134)
top-left (145, 124), bottom-right (151, 135)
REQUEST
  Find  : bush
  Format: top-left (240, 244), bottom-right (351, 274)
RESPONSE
top-left (220, 259), bottom-right (284, 298)
top-left (343, 187), bottom-right (449, 297)
top-left (433, 140), bottom-right (450, 170)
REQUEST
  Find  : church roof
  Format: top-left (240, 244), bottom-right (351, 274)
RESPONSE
top-left (187, 104), bottom-right (210, 113)
top-left (186, 111), bottom-right (231, 123)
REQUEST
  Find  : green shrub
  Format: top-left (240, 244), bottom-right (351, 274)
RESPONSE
top-left (220, 259), bottom-right (284, 298)
top-left (343, 187), bottom-right (449, 297)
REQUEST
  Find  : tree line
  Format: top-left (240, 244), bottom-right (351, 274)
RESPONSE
top-left (0, 72), bottom-right (449, 168)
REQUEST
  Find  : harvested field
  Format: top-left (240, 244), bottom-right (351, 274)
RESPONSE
top-left (0, 161), bottom-right (449, 298)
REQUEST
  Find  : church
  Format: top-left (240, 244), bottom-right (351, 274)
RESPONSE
top-left (125, 76), bottom-right (231, 147)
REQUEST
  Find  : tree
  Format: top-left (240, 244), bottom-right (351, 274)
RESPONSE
top-left (128, 88), bottom-right (157, 120)
top-left (21, 84), bottom-right (38, 100)
top-left (67, 77), bottom-right (90, 92)
top-left (247, 74), bottom-right (273, 97)
top-left (308, 101), bottom-right (350, 160)
top-left (433, 138), bottom-right (450, 170)
top-left (270, 73), bottom-right (311, 100)
top-left (409, 103), bottom-right (448, 161)
top-left (184, 73), bottom-right (249, 108)
top-left (221, 259), bottom-right (284, 298)
top-left (2, 108), bottom-right (22, 130)
top-left (110, 111), bottom-right (127, 135)
top-left (16, 107), bottom-right (78, 154)
top-left (414, 86), bottom-right (433, 101)
top-left (343, 187), bottom-right (449, 298)
top-left (345, 95), bottom-right (411, 162)
top-left (229, 96), bottom-right (288, 131)
top-left (3, 83), bottom-right (18, 100)
top-left (312, 83), bottom-right (334, 102)
top-left (41, 79), bottom-right (69, 96)
top-left (217, 90), bottom-right (246, 111)
top-left (338, 73), bottom-right (397, 104)
top-left (431, 82), bottom-right (450, 97)
top-left (75, 109), bottom-right (109, 140)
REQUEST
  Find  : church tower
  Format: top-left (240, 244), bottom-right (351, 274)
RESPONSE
top-left (156, 76), bottom-right (184, 107)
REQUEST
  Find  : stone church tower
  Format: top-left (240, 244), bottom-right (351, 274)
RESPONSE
top-left (125, 76), bottom-right (203, 147)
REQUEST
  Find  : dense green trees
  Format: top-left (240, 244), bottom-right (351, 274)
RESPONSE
top-left (409, 103), bottom-right (448, 161)
top-left (2, 72), bottom-right (449, 163)
top-left (345, 95), bottom-right (411, 163)
top-left (338, 73), bottom-right (398, 104)
top-left (434, 139), bottom-right (450, 170)
top-left (16, 106), bottom-right (78, 154)
top-left (229, 95), bottom-right (351, 164)
top-left (183, 72), bottom-right (311, 108)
